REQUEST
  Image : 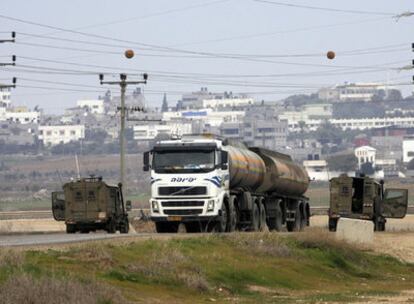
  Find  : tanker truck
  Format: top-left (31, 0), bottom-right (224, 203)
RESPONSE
top-left (143, 134), bottom-right (310, 233)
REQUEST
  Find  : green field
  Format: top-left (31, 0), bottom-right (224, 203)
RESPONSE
top-left (1, 231), bottom-right (413, 303)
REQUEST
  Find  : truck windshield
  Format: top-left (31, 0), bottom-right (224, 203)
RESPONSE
top-left (153, 150), bottom-right (215, 173)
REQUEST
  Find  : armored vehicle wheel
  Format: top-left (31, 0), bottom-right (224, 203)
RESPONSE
top-left (287, 205), bottom-right (301, 232)
top-left (216, 201), bottom-right (229, 232)
top-left (119, 219), bottom-right (129, 234)
top-left (106, 219), bottom-right (117, 234)
top-left (66, 224), bottom-right (76, 234)
top-left (259, 201), bottom-right (267, 231)
top-left (374, 217), bottom-right (386, 232)
top-left (328, 218), bottom-right (338, 232)
top-left (155, 222), bottom-right (178, 233)
top-left (80, 228), bottom-right (90, 234)
top-left (251, 202), bottom-right (260, 231)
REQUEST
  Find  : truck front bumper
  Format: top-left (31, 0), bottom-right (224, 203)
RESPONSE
top-left (151, 215), bottom-right (219, 223)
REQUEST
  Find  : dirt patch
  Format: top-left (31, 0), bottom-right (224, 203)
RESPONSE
top-left (371, 232), bottom-right (414, 263)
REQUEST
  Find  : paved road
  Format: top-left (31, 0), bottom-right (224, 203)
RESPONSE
top-left (0, 232), bottom-right (151, 247)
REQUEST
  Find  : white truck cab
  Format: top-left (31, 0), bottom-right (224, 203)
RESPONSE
top-left (143, 136), bottom-right (229, 232)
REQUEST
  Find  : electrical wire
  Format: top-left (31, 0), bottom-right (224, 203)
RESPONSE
top-left (251, 0), bottom-right (395, 16)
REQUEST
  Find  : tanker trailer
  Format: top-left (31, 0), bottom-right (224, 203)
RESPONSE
top-left (143, 134), bottom-right (310, 233)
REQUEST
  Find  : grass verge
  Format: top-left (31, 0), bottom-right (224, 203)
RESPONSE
top-left (0, 230), bottom-right (413, 303)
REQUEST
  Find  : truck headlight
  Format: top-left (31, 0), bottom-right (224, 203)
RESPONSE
top-left (98, 212), bottom-right (106, 219)
top-left (151, 200), bottom-right (159, 213)
top-left (207, 199), bottom-right (215, 211)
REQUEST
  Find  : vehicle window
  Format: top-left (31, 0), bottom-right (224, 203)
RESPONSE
top-left (75, 191), bottom-right (83, 201)
top-left (341, 186), bottom-right (349, 196)
top-left (88, 191), bottom-right (96, 201)
top-left (385, 190), bottom-right (404, 200)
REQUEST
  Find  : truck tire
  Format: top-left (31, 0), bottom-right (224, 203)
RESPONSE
top-left (155, 222), bottom-right (178, 233)
top-left (227, 195), bottom-right (237, 232)
top-left (287, 205), bottom-right (301, 232)
top-left (216, 201), bottom-right (229, 232)
top-left (120, 218), bottom-right (129, 234)
top-left (251, 202), bottom-right (260, 231)
top-left (66, 224), bottom-right (76, 234)
top-left (268, 203), bottom-right (283, 232)
top-left (106, 219), bottom-right (117, 234)
top-left (374, 217), bottom-right (386, 232)
top-left (328, 218), bottom-right (338, 232)
top-left (259, 201), bottom-right (267, 231)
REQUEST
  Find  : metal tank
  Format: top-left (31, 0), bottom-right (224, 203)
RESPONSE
top-left (226, 145), bottom-right (266, 190)
top-left (251, 147), bottom-right (309, 196)
top-left (226, 144), bottom-right (309, 196)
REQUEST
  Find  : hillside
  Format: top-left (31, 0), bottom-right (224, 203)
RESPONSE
top-left (1, 230), bottom-right (414, 303)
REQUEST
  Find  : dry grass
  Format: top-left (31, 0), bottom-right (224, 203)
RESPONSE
top-left (0, 248), bottom-right (24, 269)
top-left (130, 218), bottom-right (155, 233)
top-left (126, 245), bottom-right (210, 292)
top-left (227, 232), bottom-right (293, 258)
top-left (64, 243), bottom-right (115, 270)
top-left (0, 274), bottom-right (128, 304)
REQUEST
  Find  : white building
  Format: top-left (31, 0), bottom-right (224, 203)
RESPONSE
top-left (303, 160), bottom-right (330, 181)
top-left (318, 82), bottom-right (395, 102)
top-left (402, 136), bottom-right (414, 163)
top-left (288, 116), bottom-right (414, 132)
top-left (133, 122), bottom-right (193, 141)
top-left (76, 99), bottom-right (104, 114)
top-left (355, 146), bottom-right (376, 169)
top-left (163, 108), bottom-right (245, 127)
top-left (202, 97), bottom-right (254, 109)
top-left (3, 110), bottom-right (40, 124)
top-left (38, 125), bottom-right (85, 146)
top-left (0, 88), bottom-right (11, 108)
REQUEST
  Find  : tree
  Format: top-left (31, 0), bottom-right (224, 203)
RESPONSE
top-left (327, 154), bottom-right (357, 172)
top-left (385, 89), bottom-right (402, 101)
top-left (314, 121), bottom-right (343, 145)
top-left (161, 93), bottom-right (168, 112)
top-left (371, 89), bottom-right (385, 102)
top-left (360, 162), bottom-right (375, 175)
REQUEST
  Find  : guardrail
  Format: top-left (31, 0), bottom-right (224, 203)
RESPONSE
top-left (1, 206), bottom-right (413, 220)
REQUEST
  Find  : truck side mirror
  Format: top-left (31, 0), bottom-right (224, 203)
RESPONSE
top-left (126, 200), bottom-right (132, 212)
top-left (221, 151), bottom-right (228, 170)
top-left (143, 151), bottom-right (150, 171)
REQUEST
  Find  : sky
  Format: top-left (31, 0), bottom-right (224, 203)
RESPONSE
top-left (0, 0), bottom-right (413, 113)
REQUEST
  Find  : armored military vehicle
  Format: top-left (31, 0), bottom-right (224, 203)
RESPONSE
top-left (52, 177), bottom-right (131, 234)
top-left (329, 174), bottom-right (408, 231)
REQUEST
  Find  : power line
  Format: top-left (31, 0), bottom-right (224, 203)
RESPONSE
top-left (251, 0), bottom-right (395, 16)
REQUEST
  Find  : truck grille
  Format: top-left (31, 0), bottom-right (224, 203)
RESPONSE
top-left (161, 201), bottom-right (204, 207)
top-left (158, 186), bottom-right (207, 196)
top-left (164, 209), bottom-right (203, 215)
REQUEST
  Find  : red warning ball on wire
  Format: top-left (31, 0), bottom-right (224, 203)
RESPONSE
top-left (124, 49), bottom-right (134, 59)
top-left (326, 50), bottom-right (335, 60)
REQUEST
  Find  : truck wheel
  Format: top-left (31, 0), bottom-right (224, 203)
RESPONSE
top-left (120, 219), bottom-right (129, 234)
top-left (216, 202), bottom-right (229, 232)
top-left (66, 224), bottom-right (76, 234)
top-left (106, 219), bottom-right (117, 234)
top-left (374, 217), bottom-right (386, 232)
top-left (259, 201), bottom-right (267, 231)
top-left (269, 204), bottom-right (283, 232)
top-left (287, 205), bottom-right (301, 232)
top-left (227, 196), bottom-right (237, 232)
top-left (155, 222), bottom-right (178, 233)
top-left (251, 202), bottom-right (260, 231)
top-left (328, 218), bottom-right (338, 232)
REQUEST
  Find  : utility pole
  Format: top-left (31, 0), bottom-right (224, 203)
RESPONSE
top-left (99, 73), bottom-right (148, 190)
top-left (0, 32), bottom-right (15, 44)
top-left (1, 32), bottom-right (16, 90)
top-left (0, 77), bottom-right (16, 89)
